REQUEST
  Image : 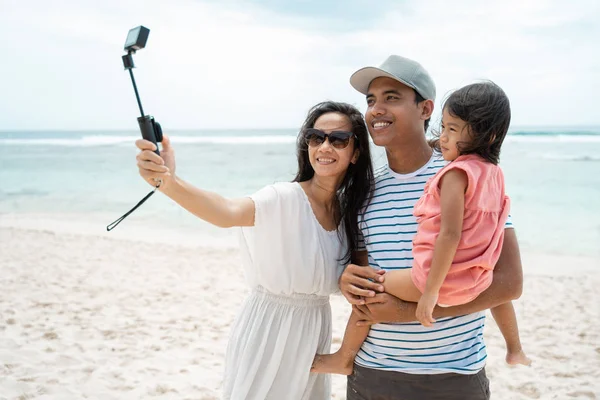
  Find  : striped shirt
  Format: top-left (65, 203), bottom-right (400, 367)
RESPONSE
top-left (355, 153), bottom-right (513, 375)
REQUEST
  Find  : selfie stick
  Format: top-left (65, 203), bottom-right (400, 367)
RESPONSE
top-left (121, 26), bottom-right (162, 155)
top-left (106, 26), bottom-right (162, 231)
top-left (123, 53), bottom-right (145, 116)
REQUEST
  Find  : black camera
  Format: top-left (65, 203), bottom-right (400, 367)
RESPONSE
top-left (122, 26), bottom-right (162, 154)
top-left (124, 26), bottom-right (150, 52)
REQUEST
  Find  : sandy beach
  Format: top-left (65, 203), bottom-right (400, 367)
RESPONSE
top-left (1, 218), bottom-right (599, 399)
top-left (2, 0), bottom-right (600, 397)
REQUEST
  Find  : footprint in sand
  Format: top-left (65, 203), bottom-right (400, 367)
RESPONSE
top-left (516, 382), bottom-right (541, 399)
top-left (567, 391), bottom-right (597, 399)
top-left (43, 332), bottom-right (58, 340)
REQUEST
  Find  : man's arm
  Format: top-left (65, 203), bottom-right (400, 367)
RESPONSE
top-left (355, 228), bottom-right (523, 325)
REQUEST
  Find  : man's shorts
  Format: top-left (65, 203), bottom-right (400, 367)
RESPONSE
top-left (347, 364), bottom-right (490, 400)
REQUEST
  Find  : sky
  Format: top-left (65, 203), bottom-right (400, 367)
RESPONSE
top-left (0, 0), bottom-right (598, 130)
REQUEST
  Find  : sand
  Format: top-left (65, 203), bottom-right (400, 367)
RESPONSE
top-left (1, 221), bottom-right (599, 399)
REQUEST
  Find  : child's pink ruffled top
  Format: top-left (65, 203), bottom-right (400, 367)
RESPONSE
top-left (411, 154), bottom-right (510, 306)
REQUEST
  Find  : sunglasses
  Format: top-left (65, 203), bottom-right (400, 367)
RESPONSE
top-left (304, 128), bottom-right (355, 149)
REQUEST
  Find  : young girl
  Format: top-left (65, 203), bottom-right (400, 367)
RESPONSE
top-left (312, 81), bottom-right (531, 376)
top-left (135, 101), bottom-right (374, 399)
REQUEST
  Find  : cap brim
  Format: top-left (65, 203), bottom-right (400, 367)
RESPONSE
top-left (350, 66), bottom-right (417, 95)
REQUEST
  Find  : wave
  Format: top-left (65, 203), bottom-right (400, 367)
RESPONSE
top-left (505, 135), bottom-right (600, 143)
top-left (0, 135), bottom-right (298, 146)
top-left (0, 188), bottom-right (50, 197)
top-left (539, 154), bottom-right (600, 162)
top-left (2, 133), bottom-right (600, 147)
top-left (511, 130), bottom-right (599, 136)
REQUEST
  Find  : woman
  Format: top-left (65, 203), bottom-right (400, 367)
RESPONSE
top-left (135, 101), bottom-right (374, 399)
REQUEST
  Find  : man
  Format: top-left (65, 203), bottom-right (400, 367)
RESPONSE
top-left (339, 55), bottom-right (523, 399)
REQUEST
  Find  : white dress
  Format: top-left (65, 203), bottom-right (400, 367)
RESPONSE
top-left (223, 182), bottom-right (347, 400)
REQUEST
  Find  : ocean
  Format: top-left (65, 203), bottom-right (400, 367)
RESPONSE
top-left (1, 127), bottom-right (599, 259)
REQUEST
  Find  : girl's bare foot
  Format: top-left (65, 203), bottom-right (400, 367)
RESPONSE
top-left (311, 352), bottom-right (354, 375)
top-left (506, 350), bottom-right (532, 366)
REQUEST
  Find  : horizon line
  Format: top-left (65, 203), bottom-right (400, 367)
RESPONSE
top-left (1, 125), bottom-right (600, 133)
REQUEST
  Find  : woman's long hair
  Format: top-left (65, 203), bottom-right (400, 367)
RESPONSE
top-left (293, 101), bottom-right (374, 264)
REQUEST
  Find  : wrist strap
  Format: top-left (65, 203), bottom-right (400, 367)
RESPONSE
top-left (106, 181), bottom-right (161, 231)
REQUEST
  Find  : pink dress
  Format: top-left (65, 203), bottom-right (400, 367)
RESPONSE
top-left (411, 154), bottom-right (510, 306)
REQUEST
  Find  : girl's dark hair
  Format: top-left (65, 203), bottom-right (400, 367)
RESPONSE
top-left (293, 101), bottom-right (374, 264)
top-left (432, 81), bottom-right (511, 165)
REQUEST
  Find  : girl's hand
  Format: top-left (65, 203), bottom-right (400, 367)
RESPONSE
top-left (416, 292), bottom-right (438, 327)
top-left (135, 135), bottom-right (176, 190)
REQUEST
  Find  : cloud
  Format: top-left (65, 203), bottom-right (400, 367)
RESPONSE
top-left (0, 0), bottom-right (598, 130)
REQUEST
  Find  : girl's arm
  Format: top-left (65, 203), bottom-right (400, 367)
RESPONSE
top-left (416, 168), bottom-right (468, 325)
top-left (423, 168), bottom-right (468, 296)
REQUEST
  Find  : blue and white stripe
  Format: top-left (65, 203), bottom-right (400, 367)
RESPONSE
top-left (356, 154), bottom-right (513, 374)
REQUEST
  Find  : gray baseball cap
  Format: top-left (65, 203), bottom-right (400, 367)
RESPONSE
top-left (350, 55), bottom-right (436, 101)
